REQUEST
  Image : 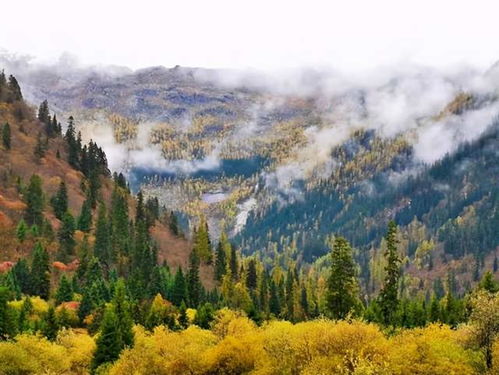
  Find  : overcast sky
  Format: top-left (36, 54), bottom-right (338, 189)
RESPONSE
top-left (1, 0), bottom-right (499, 72)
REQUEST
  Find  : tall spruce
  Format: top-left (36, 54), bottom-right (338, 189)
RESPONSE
top-left (50, 181), bottom-right (68, 220)
top-left (187, 251), bottom-right (202, 307)
top-left (326, 236), bottom-right (360, 319)
top-left (30, 242), bottom-right (50, 299)
top-left (378, 221), bottom-right (401, 326)
top-left (24, 174), bottom-right (45, 227)
top-left (2, 122), bottom-right (10, 150)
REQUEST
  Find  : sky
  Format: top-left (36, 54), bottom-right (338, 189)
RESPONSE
top-left (1, 0), bottom-right (499, 72)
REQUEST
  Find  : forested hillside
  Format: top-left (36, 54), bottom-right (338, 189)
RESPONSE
top-left (0, 71), bottom-right (498, 374)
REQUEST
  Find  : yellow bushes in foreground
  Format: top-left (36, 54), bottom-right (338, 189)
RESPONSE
top-left (0, 315), bottom-right (492, 375)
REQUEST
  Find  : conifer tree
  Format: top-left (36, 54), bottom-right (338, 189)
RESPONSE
top-left (0, 287), bottom-right (17, 339)
top-left (50, 181), bottom-right (68, 220)
top-left (172, 267), bottom-right (188, 306)
top-left (7, 75), bottom-right (22, 102)
top-left (246, 259), bottom-right (258, 290)
top-left (178, 301), bottom-right (188, 328)
top-left (326, 236), bottom-right (360, 319)
top-left (16, 219), bottom-right (27, 243)
top-left (78, 198), bottom-right (93, 232)
top-left (187, 251), bottom-right (202, 307)
top-left (55, 275), bottom-right (74, 304)
top-left (42, 306), bottom-right (59, 340)
top-left (214, 233), bottom-right (228, 282)
top-left (91, 305), bottom-right (121, 371)
top-left (112, 279), bottom-right (134, 348)
top-left (94, 204), bottom-right (111, 266)
top-left (378, 221), bottom-right (401, 326)
top-left (34, 132), bottom-right (47, 162)
top-left (11, 259), bottom-right (31, 295)
top-left (58, 212), bottom-right (76, 259)
top-left (2, 122), bottom-right (10, 150)
top-left (269, 280), bottom-right (281, 317)
top-left (37, 100), bottom-right (50, 124)
top-left (30, 242), bottom-right (50, 299)
top-left (230, 245), bottom-right (239, 281)
top-left (24, 174), bottom-right (45, 227)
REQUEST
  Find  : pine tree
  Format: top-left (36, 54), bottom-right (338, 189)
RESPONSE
top-left (2, 122), bottom-right (11, 150)
top-left (269, 280), bottom-right (280, 317)
top-left (30, 242), bottom-right (50, 299)
top-left (42, 306), bottom-right (59, 340)
top-left (91, 305), bottom-right (121, 371)
top-left (479, 271), bottom-right (499, 293)
top-left (0, 287), bottom-right (17, 339)
top-left (246, 259), bottom-right (258, 290)
top-left (7, 75), bottom-right (22, 102)
top-left (78, 198), bottom-right (93, 232)
top-left (65, 116), bottom-right (80, 169)
top-left (178, 301), bottom-right (188, 328)
top-left (326, 236), bottom-right (360, 319)
top-left (16, 219), bottom-right (27, 243)
top-left (192, 217), bottom-right (212, 263)
top-left (11, 259), bottom-right (31, 295)
top-left (112, 279), bottom-right (134, 348)
top-left (214, 233), bottom-right (228, 282)
top-left (24, 174), bottom-right (45, 227)
top-left (51, 181), bottom-right (68, 220)
top-left (94, 204), bottom-right (111, 266)
top-left (37, 100), bottom-right (50, 124)
top-left (378, 221), bottom-right (401, 326)
top-left (230, 245), bottom-right (239, 281)
top-left (55, 275), bottom-right (74, 305)
top-left (172, 267), bottom-right (188, 306)
top-left (34, 132), bottom-right (47, 162)
top-left (187, 251), bottom-right (202, 307)
top-left (58, 212), bottom-right (76, 259)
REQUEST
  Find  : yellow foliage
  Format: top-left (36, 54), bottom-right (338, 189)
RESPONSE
top-left (389, 324), bottom-right (481, 375)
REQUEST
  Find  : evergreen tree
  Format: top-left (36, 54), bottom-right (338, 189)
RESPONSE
top-left (78, 198), bottom-right (93, 232)
top-left (30, 242), bottom-right (50, 299)
top-left (246, 259), bottom-right (258, 290)
top-left (58, 212), bottom-right (76, 259)
top-left (192, 217), bottom-right (212, 263)
top-left (187, 251), bottom-right (202, 307)
top-left (7, 75), bottom-right (22, 102)
top-left (0, 287), bottom-right (17, 339)
top-left (91, 305), bottom-right (121, 371)
top-left (2, 122), bottom-right (10, 150)
top-left (94, 204), bottom-right (111, 266)
top-left (50, 181), bottom-right (68, 220)
top-left (65, 116), bottom-right (80, 168)
top-left (326, 236), bottom-right (360, 319)
top-left (378, 221), bottom-right (401, 326)
top-left (11, 259), bottom-right (31, 295)
top-left (230, 245), bottom-right (239, 281)
top-left (214, 233), bottom-right (228, 282)
top-left (24, 174), bottom-right (45, 227)
top-left (42, 306), bottom-right (59, 340)
top-left (34, 132), bottom-right (47, 162)
top-left (55, 275), bottom-right (74, 305)
top-left (193, 302), bottom-right (214, 329)
top-left (178, 301), bottom-right (188, 328)
top-left (269, 280), bottom-right (281, 317)
top-left (479, 271), bottom-right (499, 293)
top-left (111, 279), bottom-right (134, 348)
top-left (37, 100), bottom-right (50, 124)
top-left (16, 219), bottom-right (27, 243)
top-left (172, 267), bottom-right (188, 306)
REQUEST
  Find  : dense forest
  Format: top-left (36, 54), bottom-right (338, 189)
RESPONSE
top-left (0, 71), bottom-right (499, 374)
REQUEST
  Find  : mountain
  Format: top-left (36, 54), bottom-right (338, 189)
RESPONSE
top-left (0, 70), bottom-right (216, 288)
top-left (4, 58), bottom-right (499, 297)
